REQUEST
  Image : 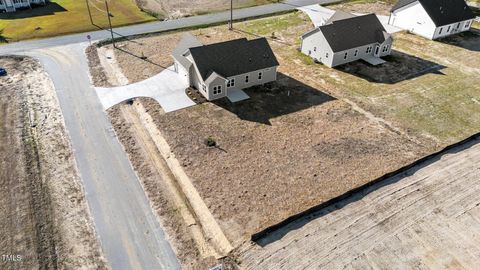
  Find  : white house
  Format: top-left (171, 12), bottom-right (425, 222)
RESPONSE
top-left (0, 0), bottom-right (46, 12)
top-left (301, 12), bottom-right (393, 68)
top-left (388, 0), bottom-right (475, 40)
top-left (172, 33), bottom-right (280, 101)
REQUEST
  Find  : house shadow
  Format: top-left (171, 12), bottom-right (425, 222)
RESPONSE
top-left (0, 30), bottom-right (7, 43)
top-left (436, 28), bottom-right (480, 52)
top-left (0, 2), bottom-right (67, 20)
top-left (335, 50), bottom-right (446, 84)
top-left (212, 73), bottom-right (336, 125)
top-left (253, 133), bottom-right (480, 247)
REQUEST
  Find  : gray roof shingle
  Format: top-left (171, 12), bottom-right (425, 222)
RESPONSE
top-left (188, 37), bottom-right (279, 81)
top-left (319, 13), bottom-right (391, 53)
top-left (172, 33), bottom-right (203, 69)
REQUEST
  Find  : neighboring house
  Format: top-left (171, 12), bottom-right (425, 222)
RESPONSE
top-left (0, 0), bottom-right (47, 12)
top-left (301, 12), bottom-right (393, 68)
top-left (388, 0), bottom-right (475, 40)
top-left (172, 33), bottom-right (280, 101)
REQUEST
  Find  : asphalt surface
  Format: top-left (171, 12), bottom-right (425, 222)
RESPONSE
top-left (0, 0), bottom-right (339, 53)
top-left (26, 45), bottom-right (181, 270)
top-left (0, 0), bottom-right (340, 268)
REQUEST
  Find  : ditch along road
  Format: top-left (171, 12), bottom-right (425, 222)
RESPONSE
top-left (24, 44), bottom-right (181, 270)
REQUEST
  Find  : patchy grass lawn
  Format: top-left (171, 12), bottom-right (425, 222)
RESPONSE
top-left (137, 0), bottom-right (276, 19)
top-left (99, 7), bottom-right (480, 245)
top-left (0, 0), bottom-right (154, 42)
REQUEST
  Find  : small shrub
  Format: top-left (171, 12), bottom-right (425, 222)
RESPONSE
top-left (204, 137), bottom-right (216, 147)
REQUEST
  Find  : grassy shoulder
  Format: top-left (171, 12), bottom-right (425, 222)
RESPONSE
top-left (0, 0), bottom-right (154, 42)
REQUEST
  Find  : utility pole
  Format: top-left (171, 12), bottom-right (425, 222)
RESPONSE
top-left (105, 0), bottom-right (115, 48)
top-left (85, 0), bottom-right (93, 25)
top-left (229, 0), bottom-right (233, 30)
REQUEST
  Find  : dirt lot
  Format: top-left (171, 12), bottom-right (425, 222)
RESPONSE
top-left (136, 0), bottom-right (274, 19)
top-left (0, 57), bottom-right (106, 269)
top-left (329, 0), bottom-right (394, 15)
top-left (237, 136), bottom-right (480, 269)
top-left (92, 2), bottom-right (480, 256)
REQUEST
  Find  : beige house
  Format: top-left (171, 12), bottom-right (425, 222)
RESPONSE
top-left (301, 12), bottom-right (393, 67)
top-left (172, 33), bottom-right (280, 101)
top-left (0, 0), bottom-right (46, 12)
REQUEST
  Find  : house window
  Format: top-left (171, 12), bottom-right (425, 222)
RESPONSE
top-left (308, 50), bottom-right (311, 55)
top-left (366, 46), bottom-right (372, 54)
top-left (202, 84), bottom-right (206, 93)
top-left (439, 27), bottom-right (443, 34)
top-left (213, 85), bottom-right (222, 95)
top-left (314, 47), bottom-right (317, 52)
top-left (326, 52), bottom-right (329, 58)
top-left (354, 49), bottom-right (358, 57)
top-left (343, 52), bottom-right (348, 59)
top-left (258, 72), bottom-right (263, 80)
top-left (457, 23), bottom-right (460, 29)
top-left (375, 46), bottom-right (380, 55)
top-left (227, 78), bottom-right (235, 88)
top-left (447, 25), bottom-right (451, 32)
top-left (465, 21), bottom-right (470, 28)
top-left (245, 75), bottom-right (249, 83)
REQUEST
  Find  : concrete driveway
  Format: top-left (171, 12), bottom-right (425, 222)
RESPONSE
top-left (297, 4), bottom-right (402, 34)
top-left (95, 66), bottom-right (195, 113)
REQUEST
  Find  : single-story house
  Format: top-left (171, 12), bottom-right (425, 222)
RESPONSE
top-left (301, 11), bottom-right (393, 67)
top-left (388, 0), bottom-right (475, 40)
top-left (0, 0), bottom-right (47, 12)
top-left (172, 33), bottom-right (280, 101)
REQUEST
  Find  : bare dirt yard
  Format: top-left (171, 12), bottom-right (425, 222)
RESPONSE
top-left (136, 0), bottom-right (274, 19)
top-left (236, 136), bottom-right (480, 269)
top-left (0, 57), bottom-right (106, 269)
top-left (88, 2), bottom-right (480, 264)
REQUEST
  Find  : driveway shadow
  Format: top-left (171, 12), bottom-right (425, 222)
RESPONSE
top-left (335, 50), bottom-right (446, 84)
top-left (0, 2), bottom-right (67, 19)
top-left (212, 73), bottom-right (336, 125)
top-left (252, 133), bottom-right (480, 247)
top-left (436, 28), bottom-right (480, 52)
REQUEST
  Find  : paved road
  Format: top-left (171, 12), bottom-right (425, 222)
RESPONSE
top-left (0, 0), bottom-right (339, 54)
top-left (238, 137), bottom-right (480, 269)
top-left (27, 44), bottom-right (181, 270)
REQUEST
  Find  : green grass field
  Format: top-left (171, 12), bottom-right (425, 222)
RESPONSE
top-left (0, 0), bottom-right (154, 42)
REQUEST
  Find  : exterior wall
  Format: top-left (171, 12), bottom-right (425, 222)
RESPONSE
top-left (206, 75), bottom-right (227, 101)
top-left (331, 40), bottom-right (392, 67)
top-left (224, 66), bottom-right (277, 92)
top-left (432, 19), bottom-right (473, 39)
top-left (389, 1), bottom-right (436, 39)
top-left (186, 54), bottom-right (207, 98)
top-left (301, 31), bottom-right (334, 67)
top-left (174, 59), bottom-right (189, 84)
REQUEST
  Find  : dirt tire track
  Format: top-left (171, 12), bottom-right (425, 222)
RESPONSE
top-left (21, 102), bottom-right (59, 270)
